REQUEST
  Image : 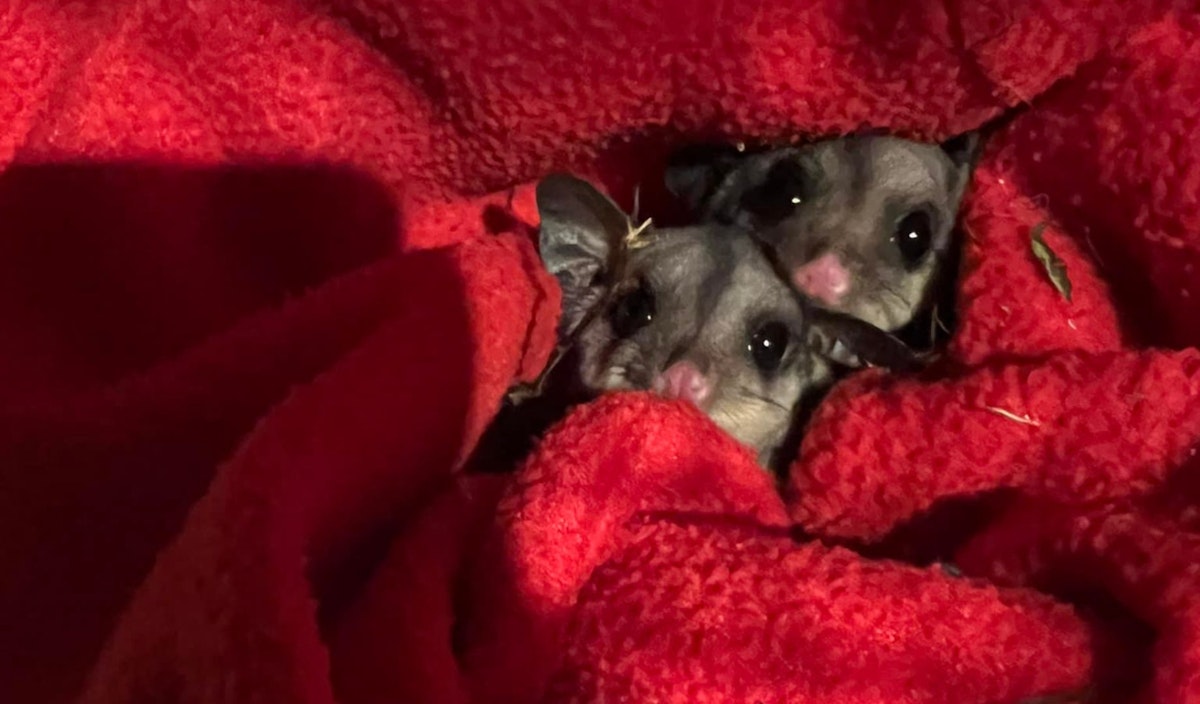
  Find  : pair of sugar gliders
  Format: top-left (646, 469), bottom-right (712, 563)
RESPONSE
top-left (523, 132), bottom-right (978, 470)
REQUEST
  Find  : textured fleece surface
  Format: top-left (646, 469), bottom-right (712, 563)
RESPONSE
top-left (2, 1), bottom-right (1199, 703)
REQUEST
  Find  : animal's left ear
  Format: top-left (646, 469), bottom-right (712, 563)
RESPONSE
top-left (536, 173), bottom-right (631, 337)
top-left (806, 307), bottom-right (923, 372)
top-left (940, 131), bottom-right (984, 204)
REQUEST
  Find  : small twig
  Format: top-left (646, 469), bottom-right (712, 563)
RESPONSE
top-left (624, 216), bottom-right (653, 250)
top-left (984, 406), bottom-right (1041, 427)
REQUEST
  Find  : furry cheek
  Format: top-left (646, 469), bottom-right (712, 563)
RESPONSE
top-left (707, 387), bottom-right (795, 455)
top-left (579, 331), bottom-right (648, 392)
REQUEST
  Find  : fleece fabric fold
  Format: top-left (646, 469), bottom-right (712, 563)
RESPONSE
top-left (2, 2), bottom-right (1199, 703)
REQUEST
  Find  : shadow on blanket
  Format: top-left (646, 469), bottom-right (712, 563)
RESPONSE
top-left (0, 162), bottom-right (399, 399)
top-left (0, 161), bottom-right (470, 703)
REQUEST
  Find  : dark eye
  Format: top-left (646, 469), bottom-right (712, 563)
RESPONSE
top-left (748, 321), bottom-right (790, 372)
top-left (740, 159), bottom-right (808, 223)
top-left (893, 210), bottom-right (933, 267)
top-left (609, 281), bottom-right (655, 338)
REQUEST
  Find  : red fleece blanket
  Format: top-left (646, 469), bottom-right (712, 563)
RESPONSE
top-left (4, 1), bottom-right (1200, 702)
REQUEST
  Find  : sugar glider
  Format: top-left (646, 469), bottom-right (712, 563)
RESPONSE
top-left (524, 173), bottom-right (917, 469)
top-left (665, 133), bottom-right (980, 333)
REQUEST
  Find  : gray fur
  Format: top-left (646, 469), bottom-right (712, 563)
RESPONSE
top-left (537, 173), bottom-right (913, 468)
top-left (667, 134), bottom-right (978, 332)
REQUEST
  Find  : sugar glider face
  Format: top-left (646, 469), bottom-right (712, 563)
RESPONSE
top-left (666, 134), bottom-right (979, 332)
top-left (536, 173), bottom-right (916, 467)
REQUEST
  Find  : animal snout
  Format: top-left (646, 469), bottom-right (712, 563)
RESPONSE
top-left (653, 361), bottom-right (711, 407)
top-left (792, 253), bottom-right (850, 305)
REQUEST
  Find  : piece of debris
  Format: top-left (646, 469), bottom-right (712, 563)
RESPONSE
top-left (928, 304), bottom-right (951, 346)
top-left (938, 562), bottom-right (963, 577)
top-left (625, 216), bottom-right (653, 249)
top-left (984, 405), bottom-right (1042, 427)
top-left (1030, 222), bottom-right (1073, 302)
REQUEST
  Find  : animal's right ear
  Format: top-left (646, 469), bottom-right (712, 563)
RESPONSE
top-left (536, 173), bottom-right (630, 336)
top-left (940, 131), bottom-right (984, 205)
top-left (664, 143), bottom-right (747, 213)
top-left (940, 131), bottom-right (983, 171)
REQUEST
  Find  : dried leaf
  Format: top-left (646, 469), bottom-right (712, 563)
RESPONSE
top-left (1030, 222), bottom-right (1073, 302)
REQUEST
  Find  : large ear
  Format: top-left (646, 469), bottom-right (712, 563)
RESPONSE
top-left (536, 173), bottom-right (630, 337)
top-left (940, 131), bottom-right (982, 170)
top-left (664, 143), bottom-right (747, 214)
top-left (806, 307), bottom-right (924, 372)
top-left (940, 131), bottom-right (984, 204)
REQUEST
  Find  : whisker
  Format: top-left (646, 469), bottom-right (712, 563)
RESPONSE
top-left (871, 280), bottom-right (915, 329)
top-left (737, 386), bottom-right (791, 413)
top-left (877, 280), bottom-right (912, 309)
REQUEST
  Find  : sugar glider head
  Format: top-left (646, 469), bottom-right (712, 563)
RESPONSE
top-left (536, 173), bottom-right (916, 467)
top-left (666, 133), bottom-right (979, 332)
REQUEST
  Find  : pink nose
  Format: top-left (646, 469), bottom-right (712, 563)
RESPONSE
top-left (653, 361), bottom-right (711, 407)
top-left (792, 253), bottom-right (851, 305)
